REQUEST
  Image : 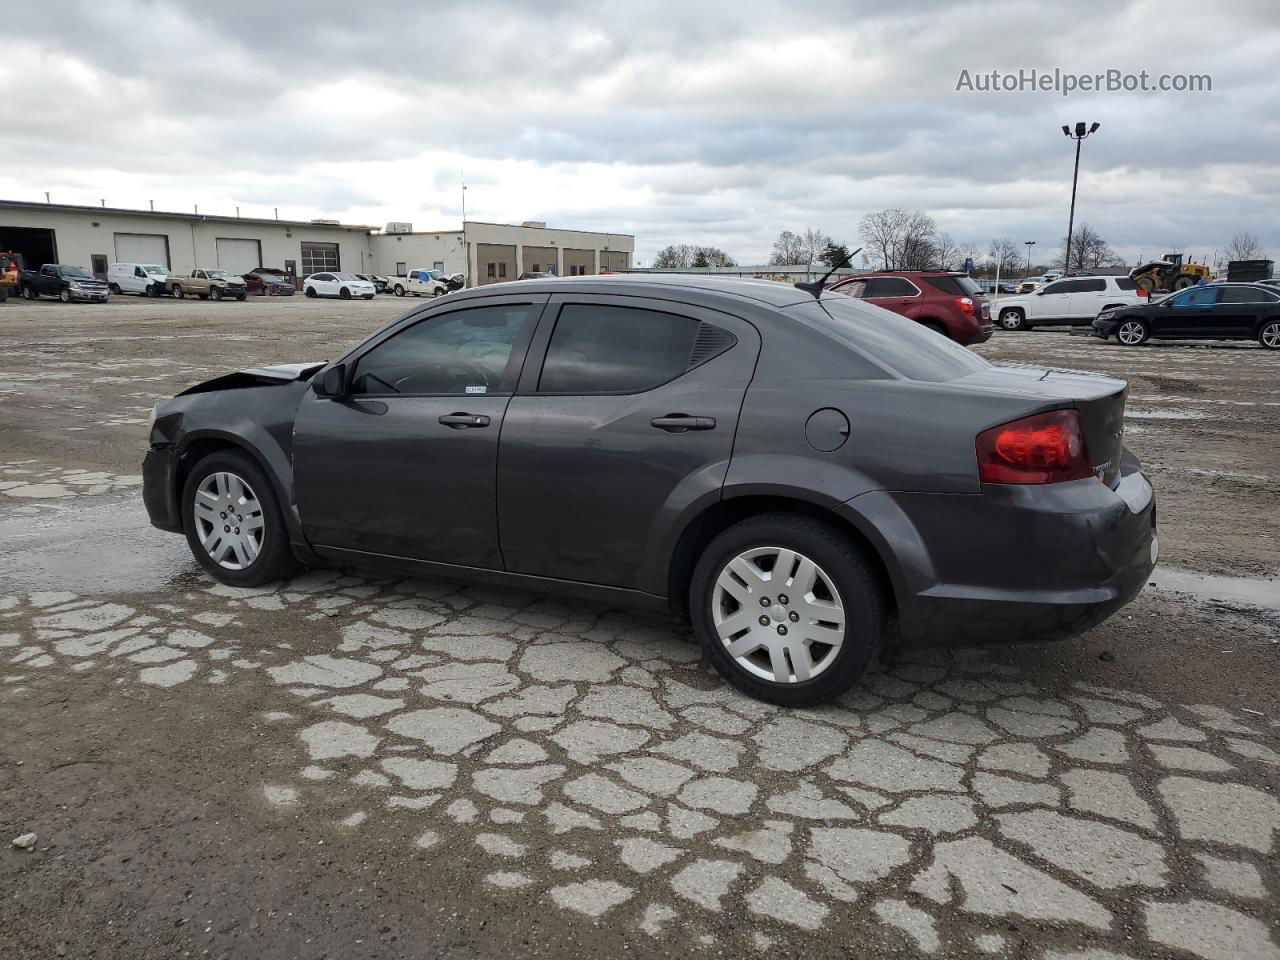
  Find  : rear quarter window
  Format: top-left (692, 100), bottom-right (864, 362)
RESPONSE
top-left (793, 298), bottom-right (990, 382)
top-left (925, 275), bottom-right (982, 296)
top-left (1115, 278), bottom-right (1138, 291)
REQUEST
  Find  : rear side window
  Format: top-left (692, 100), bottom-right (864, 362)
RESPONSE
top-left (798, 298), bottom-right (989, 383)
top-left (1221, 285), bottom-right (1278, 303)
top-left (1115, 278), bottom-right (1138, 291)
top-left (538, 304), bottom-right (712, 394)
top-left (864, 277), bottom-right (918, 297)
top-left (1079, 279), bottom-right (1106, 292)
top-left (924, 275), bottom-right (982, 296)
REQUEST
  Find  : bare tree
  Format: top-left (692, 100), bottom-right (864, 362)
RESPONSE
top-left (654, 244), bottom-right (737, 269)
top-left (859, 209), bottom-right (910, 270)
top-left (988, 237), bottom-right (1022, 276)
top-left (859, 209), bottom-right (939, 270)
top-left (931, 232), bottom-right (961, 271)
top-left (1059, 223), bottom-right (1120, 272)
top-left (769, 230), bottom-right (808, 265)
top-left (1225, 231), bottom-right (1265, 261)
top-left (803, 227), bottom-right (832, 266)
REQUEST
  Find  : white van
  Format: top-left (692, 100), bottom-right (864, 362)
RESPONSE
top-left (108, 262), bottom-right (170, 297)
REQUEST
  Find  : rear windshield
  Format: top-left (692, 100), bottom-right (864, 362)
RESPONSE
top-left (925, 275), bottom-right (982, 297)
top-left (1114, 278), bottom-right (1138, 290)
top-left (796, 297), bottom-right (990, 382)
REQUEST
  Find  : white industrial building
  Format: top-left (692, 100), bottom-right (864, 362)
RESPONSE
top-left (0, 199), bottom-right (633, 287)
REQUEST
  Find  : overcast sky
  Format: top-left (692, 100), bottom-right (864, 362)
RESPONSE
top-left (3, 0), bottom-right (1277, 265)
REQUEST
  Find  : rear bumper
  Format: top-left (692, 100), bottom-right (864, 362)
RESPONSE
top-left (846, 460), bottom-right (1156, 649)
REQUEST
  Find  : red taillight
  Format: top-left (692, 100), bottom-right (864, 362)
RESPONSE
top-left (1136, 288), bottom-right (1148, 298)
top-left (955, 296), bottom-right (974, 315)
top-left (976, 409), bottom-right (1093, 484)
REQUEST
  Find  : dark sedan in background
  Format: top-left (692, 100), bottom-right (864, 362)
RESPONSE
top-left (143, 275), bottom-right (1156, 706)
top-left (242, 268), bottom-right (296, 297)
top-left (1093, 282), bottom-right (1280, 349)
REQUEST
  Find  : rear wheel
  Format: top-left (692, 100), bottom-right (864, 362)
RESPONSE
top-left (690, 514), bottom-right (884, 707)
top-left (1259, 320), bottom-right (1280, 350)
top-left (921, 320), bottom-right (948, 338)
top-left (434, 287), bottom-right (446, 297)
top-left (1174, 275), bottom-right (1196, 290)
top-left (998, 308), bottom-right (1026, 331)
top-left (1117, 318), bottom-right (1149, 345)
top-left (394, 284), bottom-right (406, 297)
top-left (181, 450), bottom-right (298, 587)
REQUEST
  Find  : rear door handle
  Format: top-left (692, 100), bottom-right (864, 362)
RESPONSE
top-left (651, 414), bottom-right (716, 433)
top-left (438, 412), bottom-right (490, 429)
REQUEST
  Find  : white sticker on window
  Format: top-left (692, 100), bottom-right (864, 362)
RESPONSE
top-left (465, 385), bottom-right (487, 394)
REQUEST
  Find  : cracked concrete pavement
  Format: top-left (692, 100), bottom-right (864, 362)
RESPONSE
top-left (1, 297), bottom-right (1277, 959)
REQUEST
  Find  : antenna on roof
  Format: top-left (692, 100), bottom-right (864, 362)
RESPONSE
top-left (794, 247), bottom-right (861, 299)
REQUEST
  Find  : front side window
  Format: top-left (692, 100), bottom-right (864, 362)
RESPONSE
top-left (538, 304), bottom-right (702, 394)
top-left (1039, 280), bottom-right (1070, 296)
top-left (1170, 286), bottom-right (1218, 307)
top-left (351, 304), bottom-right (536, 397)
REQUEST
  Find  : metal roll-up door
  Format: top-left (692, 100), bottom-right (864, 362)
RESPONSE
top-left (215, 238), bottom-right (263, 275)
top-left (113, 233), bottom-right (170, 266)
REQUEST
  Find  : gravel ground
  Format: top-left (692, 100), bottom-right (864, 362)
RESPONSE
top-left (1, 295), bottom-right (1276, 960)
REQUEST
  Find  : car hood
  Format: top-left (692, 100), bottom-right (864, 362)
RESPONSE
top-left (177, 362), bottom-right (326, 396)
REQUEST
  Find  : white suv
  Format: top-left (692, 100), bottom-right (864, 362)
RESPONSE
top-left (995, 275), bottom-right (1145, 330)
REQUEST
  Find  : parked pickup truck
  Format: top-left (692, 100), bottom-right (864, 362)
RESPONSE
top-left (166, 269), bottom-right (248, 301)
top-left (389, 268), bottom-right (449, 298)
top-left (19, 264), bottom-right (110, 303)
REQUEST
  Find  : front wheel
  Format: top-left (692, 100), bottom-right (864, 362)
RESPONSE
top-left (210, 287), bottom-right (223, 301)
top-left (23, 285), bottom-right (36, 300)
top-left (59, 288), bottom-right (72, 303)
top-left (433, 287), bottom-right (446, 297)
top-left (109, 283), bottom-right (121, 294)
top-left (339, 287), bottom-right (351, 299)
top-left (181, 450), bottom-right (298, 586)
top-left (1117, 318), bottom-right (1149, 345)
top-left (305, 286), bottom-right (317, 298)
top-left (690, 514), bottom-right (884, 707)
top-left (1259, 320), bottom-right (1280, 350)
top-left (393, 285), bottom-right (406, 297)
top-left (998, 308), bottom-right (1026, 331)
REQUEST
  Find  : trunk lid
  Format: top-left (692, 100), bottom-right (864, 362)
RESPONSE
top-left (958, 364), bottom-right (1128, 487)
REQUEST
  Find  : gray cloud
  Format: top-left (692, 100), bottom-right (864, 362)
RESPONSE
top-left (3, 0), bottom-right (1278, 264)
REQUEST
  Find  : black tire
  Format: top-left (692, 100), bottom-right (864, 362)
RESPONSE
top-left (23, 285), bottom-right (36, 300)
top-left (393, 284), bottom-right (406, 297)
top-left (237, 294), bottom-right (247, 301)
top-left (1258, 320), bottom-right (1280, 350)
top-left (998, 307), bottom-right (1027, 331)
top-left (690, 513), bottom-right (885, 707)
top-left (1116, 318), bottom-right (1150, 346)
top-left (339, 287), bottom-right (351, 299)
top-left (210, 287), bottom-right (223, 301)
top-left (433, 287), bottom-right (446, 297)
top-left (109, 282), bottom-right (121, 294)
top-left (181, 449), bottom-right (298, 587)
top-left (921, 320), bottom-right (948, 338)
top-left (146, 283), bottom-right (160, 297)
top-left (173, 284), bottom-right (185, 299)
top-left (1173, 275), bottom-right (1196, 290)
top-left (198, 293), bottom-right (208, 300)
top-left (305, 286), bottom-right (317, 298)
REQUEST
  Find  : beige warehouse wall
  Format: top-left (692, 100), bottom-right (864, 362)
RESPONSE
top-left (475, 243), bottom-right (517, 285)
top-left (0, 205), bottom-right (372, 276)
top-left (371, 232), bottom-right (465, 277)
top-left (562, 248), bottom-right (595, 276)
top-left (521, 246), bottom-right (559, 274)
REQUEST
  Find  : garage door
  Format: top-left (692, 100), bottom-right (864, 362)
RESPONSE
top-left (216, 238), bottom-right (262, 275)
top-left (114, 233), bottom-right (170, 267)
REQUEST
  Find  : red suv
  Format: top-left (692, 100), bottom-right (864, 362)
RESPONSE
top-left (828, 272), bottom-right (994, 344)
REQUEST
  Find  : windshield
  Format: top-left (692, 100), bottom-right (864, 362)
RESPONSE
top-left (426, 270), bottom-right (446, 280)
top-left (798, 296), bottom-right (990, 382)
top-left (208, 271), bottom-right (232, 279)
top-left (61, 266), bottom-right (94, 279)
top-left (141, 264), bottom-right (168, 275)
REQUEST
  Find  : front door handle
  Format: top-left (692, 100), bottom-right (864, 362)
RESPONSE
top-left (651, 414), bottom-right (716, 433)
top-left (438, 412), bottom-right (491, 429)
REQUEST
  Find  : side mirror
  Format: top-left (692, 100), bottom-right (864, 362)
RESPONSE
top-left (314, 363), bottom-right (348, 399)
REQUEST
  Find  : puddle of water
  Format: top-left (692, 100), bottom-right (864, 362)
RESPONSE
top-left (0, 496), bottom-right (196, 595)
top-left (1147, 567), bottom-right (1280, 610)
top-left (1126, 409), bottom-right (1206, 420)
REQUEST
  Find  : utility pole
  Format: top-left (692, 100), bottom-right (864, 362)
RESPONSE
top-left (1062, 121), bottom-right (1100, 275)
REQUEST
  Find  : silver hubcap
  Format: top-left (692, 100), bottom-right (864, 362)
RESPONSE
top-left (1000, 312), bottom-right (1021, 329)
top-left (1262, 324), bottom-right (1280, 348)
top-left (194, 471), bottom-right (265, 570)
top-left (712, 546), bottom-right (845, 684)
top-left (1119, 321), bottom-right (1144, 344)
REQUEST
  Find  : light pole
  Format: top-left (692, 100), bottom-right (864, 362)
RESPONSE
top-left (1062, 121), bottom-right (1100, 275)
top-left (1024, 240), bottom-right (1036, 279)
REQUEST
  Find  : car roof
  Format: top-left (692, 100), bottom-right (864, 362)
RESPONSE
top-left (463, 273), bottom-right (825, 307)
